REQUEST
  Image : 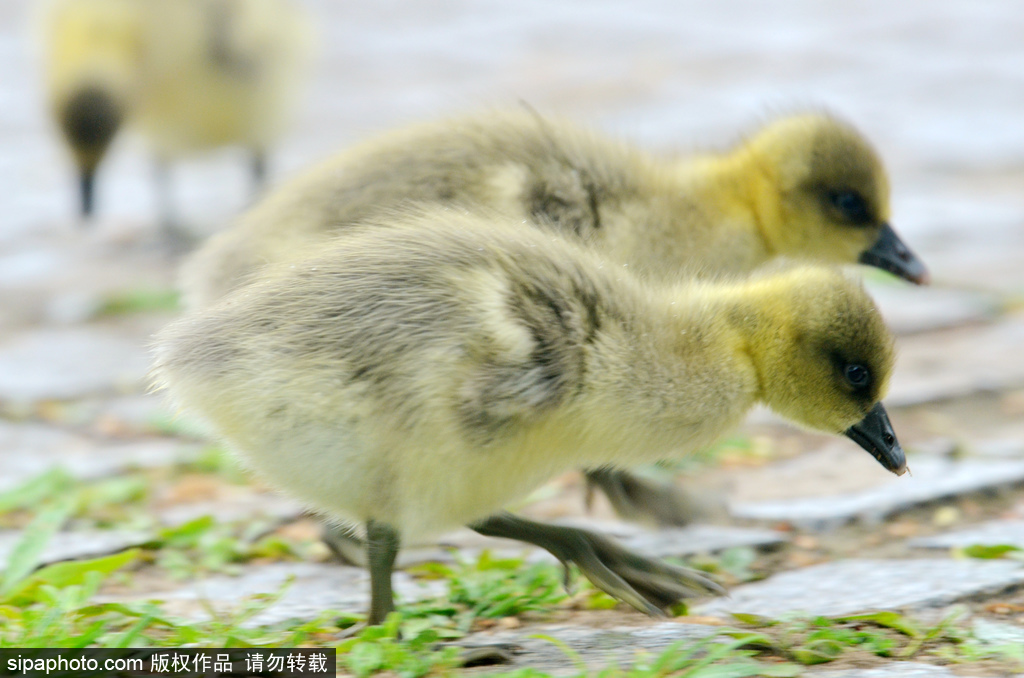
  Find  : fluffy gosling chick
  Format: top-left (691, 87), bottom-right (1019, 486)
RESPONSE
top-left (182, 110), bottom-right (926, 308)
top-left (155, 208), bottom-right (906, 624)
top-left (181, 109), bottom-right (924, 528)
top-left (38, 0), bottom-right (311, 223)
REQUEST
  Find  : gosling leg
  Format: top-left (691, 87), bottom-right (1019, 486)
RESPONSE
top-left (583, 467), bottom-right (707, 527)
top-left (366, 519), bottom-right (400, 626)
top-left (155, 158), bottom-right (176, 237)
top-left (470, 512), bottom-right (723, 616)
top-left (79, 167), bottom-right (97, 221)
top-left (250, 148), bottom-right (267, 196)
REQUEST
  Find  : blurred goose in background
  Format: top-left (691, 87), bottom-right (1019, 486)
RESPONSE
top-left (39, 0), bottom-right (312, 233)
top-left (155, 207), bottom-right (906, 624)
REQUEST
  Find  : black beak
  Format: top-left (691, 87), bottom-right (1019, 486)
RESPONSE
top-left (80, 168), bottom-right (96, 219)
top-left (859, 223), bottom-right (930, 285)
top-left (844, 402), bottom-right (907, 476)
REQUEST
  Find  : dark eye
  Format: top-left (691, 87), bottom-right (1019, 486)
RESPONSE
top-left (844, 364), bottom-right (870, 388)
top-left (829, 191), bottom-right (871, 225)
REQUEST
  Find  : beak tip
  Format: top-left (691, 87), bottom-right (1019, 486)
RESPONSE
top-left (861, 224), bottom-right (930, 286)
top-left (885, 441), bottom-right (907, 475)
top-left (846, 402), bottom-right (907, 475)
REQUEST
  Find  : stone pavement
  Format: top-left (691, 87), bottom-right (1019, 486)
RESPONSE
top-left (730, 455), bottom-right (1024, 530)
top-left (3, 0), bottom-right (1024, 675)
top-left (695, 559), bottom-right (1024, 619)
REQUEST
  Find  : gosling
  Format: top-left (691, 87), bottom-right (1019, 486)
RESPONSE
top-left (38, 0), bottom-right (311, 225)
top-left (183, 109), bottom-right (927, 308)
top-left (180, 109), bottom-right (926, 527)
top-left (155, 208), bottom-right (906, 624)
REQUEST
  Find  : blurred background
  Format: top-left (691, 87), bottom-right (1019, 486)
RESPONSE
top-left (2, 0), bottom-right (1024, 660)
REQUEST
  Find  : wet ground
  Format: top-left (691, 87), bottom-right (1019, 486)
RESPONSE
top-left (3, 1), bottom-right (1024, 675)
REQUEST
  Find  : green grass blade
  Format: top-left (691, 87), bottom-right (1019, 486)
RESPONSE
top-left (108, 613), bottom-right (155, 648)
top-left (2, 549), bottom-right (140, 605)
top-left (0, 496), bottom-right (75, 595)
top-left (835, 611), bottom-right (921, 638)
top-left (0, 470), bottom-right (73, 514)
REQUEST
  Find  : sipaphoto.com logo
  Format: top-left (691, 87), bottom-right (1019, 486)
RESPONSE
top-left (7, 653), bottom-right (142, 675)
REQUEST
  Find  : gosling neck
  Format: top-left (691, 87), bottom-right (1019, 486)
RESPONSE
top-left (572, 285), bottom-right (763, 462)
top-left (676, 148), bottom-right (779, 264)
top-left (665, 283), bottom-right (765, 403)
top-left (730, 145), bottom-right (786, 259)
top-left (708, 281), bottom-right (792, 404)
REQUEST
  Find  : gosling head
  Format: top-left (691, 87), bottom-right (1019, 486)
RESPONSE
top-left (744, 114), bottom-right (929, 285)
top-left (57, 86), bottom-right (126, 218)
top-left (739, 266), bottom-right (906, 475)
top-left (45, 0), bottom-right (140, 218)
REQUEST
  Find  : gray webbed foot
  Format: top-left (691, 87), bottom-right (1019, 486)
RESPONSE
top-left (471, 512), bottom-right (723, 616)
top-left (584, 467), bottom-right (716, 527)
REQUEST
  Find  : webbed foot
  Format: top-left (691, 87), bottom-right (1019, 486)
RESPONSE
top-left (584, 467), bottom-right (721, 527)
top-left (471, 512), bottom-right (724, 616)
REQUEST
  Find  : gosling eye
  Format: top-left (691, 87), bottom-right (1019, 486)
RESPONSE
top-left (844, 363), bottom-right (871, 389)
top-left (829, 190), bottom-right (872, 225)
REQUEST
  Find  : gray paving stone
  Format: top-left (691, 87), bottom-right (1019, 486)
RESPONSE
top-left (914, 203), bottom-right (1024, 294)
top-left (0, 529), bottom-right (151, 570)
top-left (75, 393), bottom-right (187, 436)
top-left (975, 438), bottom-right (1024, 459)
top-left (971, 617), bottom-right (1024, 646)
top-left (695, 558), bottom-right (1024, 619)
top-left (468, 628), bottom-right (970, 676)
top-left (155, 495), bottom-right (306, 529)
top-left (811, 663), bottom-right (959, 677)
top-left (730, 457), bottom-right (1024, 530)
top-left (888, 316), bottom-right (1024, 408)
top-left (866, 282), bottom-right (998, 336)
top-left (126, 562), bottom-right (447, 626)
top-left (0, 328), bottom-right (152, 402)
top-left (0, 421), bottom-right (198, 491)
top-left (0, 232), bottom-right (177, 330)
top-left (910, 520), bottom-right (1024, 551)
top-left (464, 621), bottom-right (719, 675)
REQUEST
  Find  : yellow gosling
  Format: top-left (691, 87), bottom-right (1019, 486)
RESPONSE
top-left (182, 110), bottom-right (926, 307)
top-left (179, 111), bottom-right (925, 527)
top-left (155, 207), bottom-right (906, 624)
